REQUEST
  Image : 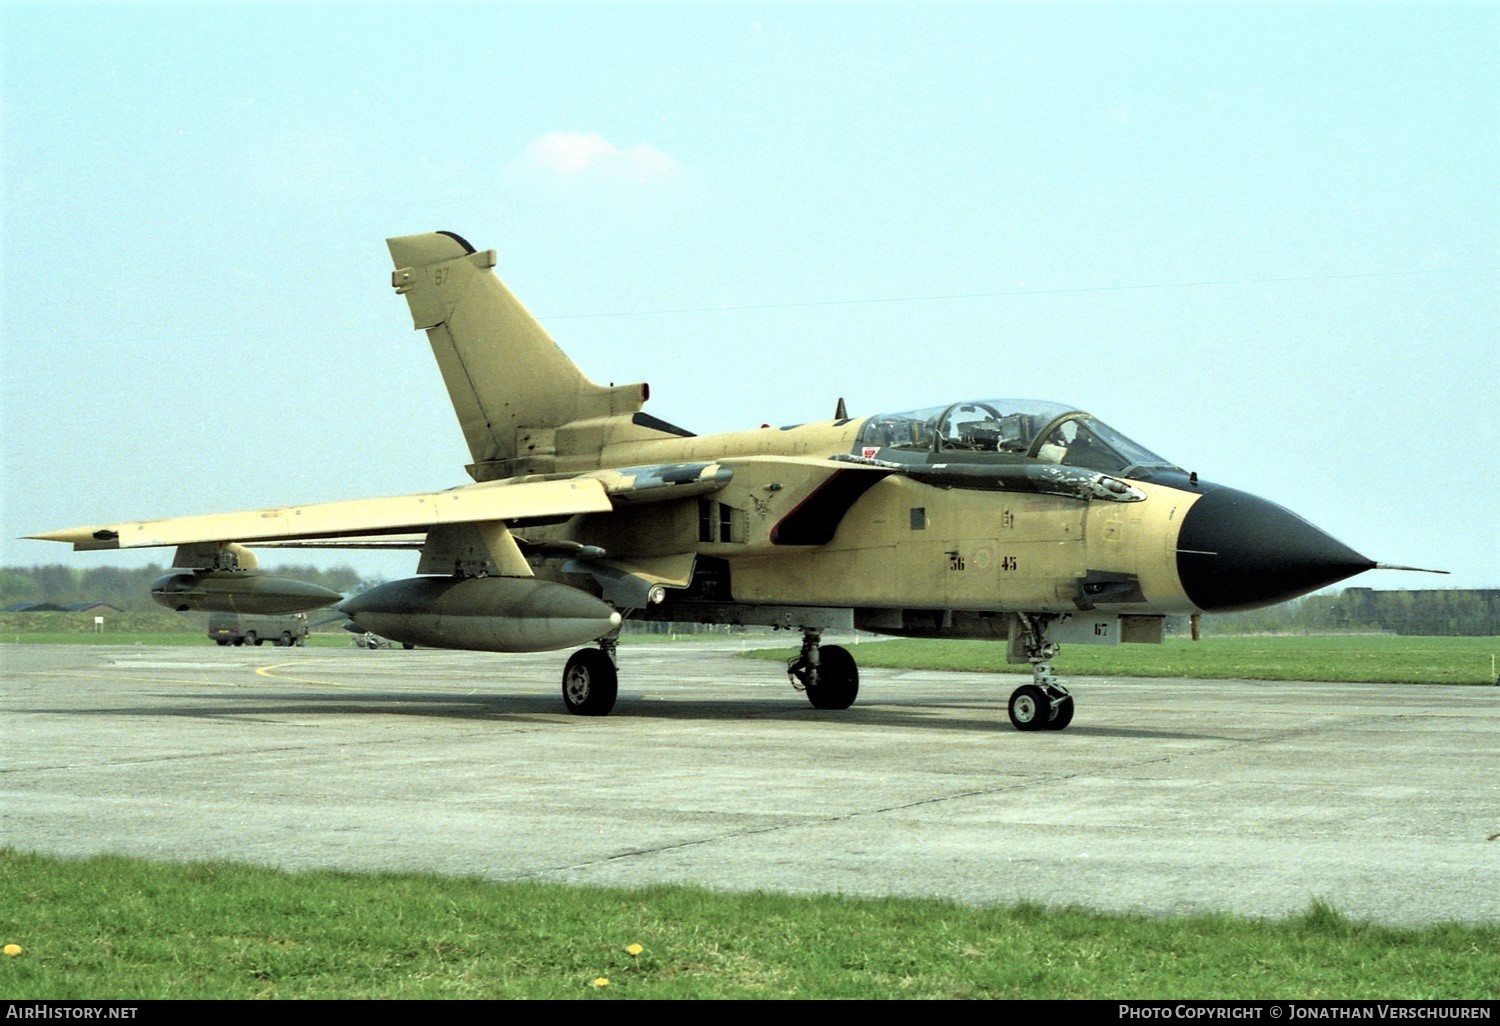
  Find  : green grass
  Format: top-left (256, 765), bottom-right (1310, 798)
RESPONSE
top-left (748, 635), bottom-right (1499, 685)
top-left (4, 613), bottom-right (1495, 684)
top-left (0, 612), bottom-right (354, 648)
top-left (1, 851), bottom-right (1494, 1000)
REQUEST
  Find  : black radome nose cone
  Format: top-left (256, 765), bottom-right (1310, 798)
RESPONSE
top-left (1176, 485), bottom-right (1375, 612)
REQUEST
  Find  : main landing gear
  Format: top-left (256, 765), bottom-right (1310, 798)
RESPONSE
top-left (560, 626), bottom-right (864, 718)
top-left (1007, 615), bottom-right (1074, 731)
top-left (786, 629), bottom-right (859, 710)
top-left (561, 635), bottom-right (618, 716)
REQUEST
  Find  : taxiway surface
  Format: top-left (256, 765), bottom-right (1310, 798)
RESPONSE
top-left (3, 641), bottom-right (1496, 925)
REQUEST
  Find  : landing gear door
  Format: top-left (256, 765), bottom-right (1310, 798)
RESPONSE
top-left (1047, 613), bottom-right (1122, 645)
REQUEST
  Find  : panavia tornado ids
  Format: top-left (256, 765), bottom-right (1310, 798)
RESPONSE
top-left (31, 230), bottom-right (1438, 730)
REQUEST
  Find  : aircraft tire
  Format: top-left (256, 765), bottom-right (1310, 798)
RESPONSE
top-left (1043, 694), bottom-right (1075, 731)
top-left (562, 648), bottom-right (618, 716)
top-left (806, 645), bottom-right (859, 710)
top-left (1007, 684), bottom-right (1051, 731)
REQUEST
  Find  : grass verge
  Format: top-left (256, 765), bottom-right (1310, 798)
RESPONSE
top-left (2, 851), bottom-right (1495, 1000)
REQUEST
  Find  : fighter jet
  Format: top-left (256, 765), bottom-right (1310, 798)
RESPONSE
top-left (31, 230), bottom-right (1433, 731)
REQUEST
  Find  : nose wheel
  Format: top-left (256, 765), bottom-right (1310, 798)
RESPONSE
top-left (1007, 683), bottom-right (1074, 731)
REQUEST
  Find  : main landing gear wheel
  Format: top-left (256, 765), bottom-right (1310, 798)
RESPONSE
top-left (806, 644), bottom-right (859, 710)
top-left (788, 631), bottom-right (859, 710)
top-left (562, 648), bottom-right (618, 717)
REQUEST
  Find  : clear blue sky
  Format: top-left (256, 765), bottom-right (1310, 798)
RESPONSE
top-left (3, 2), bottom-right (1496, 589)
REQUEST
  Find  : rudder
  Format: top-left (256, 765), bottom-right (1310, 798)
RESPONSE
top-left (388, 230), bottom-right (649, 480)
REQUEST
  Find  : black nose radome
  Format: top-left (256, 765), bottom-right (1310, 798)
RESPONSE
top-left (1176, 484), bottom-right (1375, 612)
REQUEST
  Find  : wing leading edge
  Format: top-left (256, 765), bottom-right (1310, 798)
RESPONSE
top-left (28, 478), bottom-right (615, 551)
top-left (29, 461), bottom-right (740, 553)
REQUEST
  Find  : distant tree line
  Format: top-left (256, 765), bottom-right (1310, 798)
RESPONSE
top-left (1209, 588), bottom-right (1496, 637)
top-left (1, 564), bottom-right (364, 613)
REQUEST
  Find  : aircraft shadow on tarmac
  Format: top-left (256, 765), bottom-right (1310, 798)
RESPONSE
top-left (21, 687), bottom-right (1230, 741)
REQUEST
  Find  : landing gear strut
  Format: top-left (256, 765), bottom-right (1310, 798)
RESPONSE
top-left (787, 629), bottom-right (859, 710)
top-left (1008, 616), bottom-right (1074, 731)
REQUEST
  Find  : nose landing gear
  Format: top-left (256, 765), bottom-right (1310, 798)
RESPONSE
top-left (1008, 616), bottom-right (1075, 731)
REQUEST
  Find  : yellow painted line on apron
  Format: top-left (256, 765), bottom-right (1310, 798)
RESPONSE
top-left (254, 659), bottom-right (354, 686)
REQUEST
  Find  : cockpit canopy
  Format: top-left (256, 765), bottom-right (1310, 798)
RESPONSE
top-left (855, 399), bottom-right (1178, 477)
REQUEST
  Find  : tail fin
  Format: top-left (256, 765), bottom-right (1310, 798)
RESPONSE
top-left (387, 231), bottom-right (651, 480)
